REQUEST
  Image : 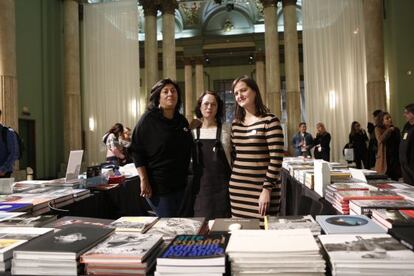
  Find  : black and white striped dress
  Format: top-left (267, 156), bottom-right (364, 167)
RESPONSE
top-left (229, 114), bottom-right (284, 225)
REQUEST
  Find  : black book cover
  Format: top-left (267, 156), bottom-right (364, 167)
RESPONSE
top-left (389, 226), bottom-right (414, 250)
top-left (15, 225), bottom-right (114, 258)
top-left (210, 218), bottom-right (260, 233)
top-left (44, 216), bottom-right (114, 229)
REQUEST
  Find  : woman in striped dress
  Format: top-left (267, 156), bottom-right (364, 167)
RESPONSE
top-left (230, 75), bottom-right (284, 224)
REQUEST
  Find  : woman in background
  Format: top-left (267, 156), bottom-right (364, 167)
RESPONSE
top-left (191, 91), bottom-right (231, 220)
top-left (230, 75), bottom-right (284, 226)
top-left (349, 121), bottom-right (368, 169)
top-left (375, 112), bottom-right (401, 180)
top-left (103, 123), bottom-right (126, 165)
top-left (313, 122), bottom-right (331, 162)
top-left (130, 79), bottom-right (192, 217)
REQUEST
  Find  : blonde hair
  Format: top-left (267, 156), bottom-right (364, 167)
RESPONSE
top-left (316, 122), bottom-right (326, 134)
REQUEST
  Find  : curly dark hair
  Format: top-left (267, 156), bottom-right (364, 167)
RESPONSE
top-left (147, 78), bottom-right (182, 114)
top-left (231, 75), bottom-right (269, 122)
top-left (108, 123), bottom-right (124, 138)
top-left (194, 90), bottom-right (224, 124)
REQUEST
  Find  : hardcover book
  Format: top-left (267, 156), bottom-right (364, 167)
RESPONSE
top-left (13, 225), bottom-right (114, 260)
top-left (335, 190), bottom-right (403, 202)
top-left (0, 214), bottom-right (57, 227)
top-left (109, 216), bottom-right (158, 233)
top-left (349, 199), bottom-right (414, 215)
top-left (44, 216), bottom-right (114, 229)
top-left (81, 232), bottom-right (163, 263)
top-left (210, 218), bottom-right (260, 233)
top-left (265, 215), bottom-right (321, 235)
top-left (146, 217), bottom-right (205, 241)
top-left (0, 202), bottom-right (32, 212)
top-left (371, 209), bottom-right (414, 229)
top-left (389, 226), bottom-right (414, 250)
top-left (316, 215), bottom-right (386, 234)
top-left (157, 234), bottom-right (230, 266)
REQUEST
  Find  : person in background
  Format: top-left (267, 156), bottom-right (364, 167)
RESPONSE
top-left (313, 122), bottom-right (331, 162)
top-left (102, 123), bottom-right (126, 165)
top-left (0, 110), bottom-right (19, 178)
top-left (191, 91), bottom-right (231, 220)
top-left (130, 79), bottom-right (192, 217)
top-left (375, 112), bottom-right (401, 181)
top-left (230, 75), bottom-right (284, 226)
top-left (349, 121), bottom-right (368, 169)
top-left (367, 109), bottom-right (383, 168)
top-left (292, 122), bottom-right (313, 157)
top-left (399, 103), bottom-right (414, 185)
top-left (119, 127), bottom-right (132, 164)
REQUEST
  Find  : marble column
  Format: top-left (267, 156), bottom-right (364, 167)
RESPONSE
top-left (363, 0), bottom-right (386, 113)
top-left (255, 52), bottom-right (266, 96)
top-left (184, 58), bottom-right (193, 122)
top-left (283, 0), bottom-right (301, 153)
top-left (0, 0), bottom-right (18, 130)
top-left (63, 0), bottom-right (82, 156)
top-left (261, 0), bottom-right (281, 116)
top-left (161, 1), bottom-right (177, 80)
top-left (195, 57), bottom-right (204, 96)
top-left (140, 0), bottom-right (158, 99)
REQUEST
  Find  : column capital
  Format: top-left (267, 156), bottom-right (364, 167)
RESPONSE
top-left (183, 57), bottom-right (193, 66)
top-left (160, 0), bottom-right (178, 15)
top-left (260, 0), bottom-right (278, 8)
top-left (282, 0), bottom-right (297, 7)
top-left (139, 0), bottom-right (159, 17)
top-left (194, 56), bottom-right (204, 65)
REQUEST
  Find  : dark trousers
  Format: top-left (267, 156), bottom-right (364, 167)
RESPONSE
top-left (0, 172), bottom-right (12, 178)
top-left (401, 163), bottom-right (414, 186)
top-left (146, 189), bottom-right (185, 217)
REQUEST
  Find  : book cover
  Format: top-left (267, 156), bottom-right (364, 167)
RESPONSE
top-left (327, 183), bottom-right (370, 192)
top-left (45, 216), bottom-right (114, 229)
top-left (81, 232), bottom-right (162, 263)
top-left (210, 218), bottom-right (260, 233)
top-left (146, 217), bottom-right (205, 241)
top-left (389, 226), bottom-right (414, 250)
top-left (13, 225), bottom-right (114, 260)
top-left (319, 233), bottom-right (414, 261)
top-left (335, 190), bottom-right (403, 202)
top-left (316, 215), bottom-right (386, 234)
top-left (0, 202), bottom-right (32, 212)
top-left (109, 216), bottom-right (158, 233)
top-left (265, 215), bottom-right (321, 234)
top-left (157, 234), bottom-right (229, 266)
top-left (349, 199), bottom-right (414, 215)
top-left (371, 209), bottom-right (414, 229)
top-left (0, 211), bottom-right (26, 222)
top-left (0, 214), bottom-right (57, 227)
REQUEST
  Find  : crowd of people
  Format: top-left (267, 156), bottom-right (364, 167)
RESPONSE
top-left (100, 76), bottom-right (413, 223)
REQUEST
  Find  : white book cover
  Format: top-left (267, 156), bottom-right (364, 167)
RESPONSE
top-left (0, 212), bottom-right (25, 222)
top-left (316, 215), bottom-right (386, 234)
top-left (146, 218), bottom-right (204, 240)
top-left (319, 234), bottom-right (414, 262)
top-left (110, 216), bottom-right (158, 232)
top-left (226, 229), bottom-right (319, 253)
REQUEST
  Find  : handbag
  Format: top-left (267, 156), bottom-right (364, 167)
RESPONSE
top-left (343, 143), bottom-right (355, 162)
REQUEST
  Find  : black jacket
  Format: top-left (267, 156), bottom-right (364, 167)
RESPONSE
top-left (131, 109), bottom-right (192, 195)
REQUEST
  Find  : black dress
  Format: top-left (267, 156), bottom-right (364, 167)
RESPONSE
top-left (385, 127), bottom-right (401, 181)
top-left (314, 132), bottom-right (331, 161)
top-left (192, 125), bottom-right (231, 220)
top-left (349, 131), bottom-right (369, 169)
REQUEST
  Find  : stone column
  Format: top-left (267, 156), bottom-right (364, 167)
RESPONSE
top-left (261, 0), bottom-right (281, 116)
top-left (184, 58), bottom-right (193, 122)
top-left (363, 0), bottom-right (386, 113)
top-left (0, 0), bottom-right (18, 130)
top-left (140, 0), bottom-right (158, 99)
top-left (63, 0), bottom-right (82, 156)
top-left (283, 0), bottom-right (301, 153)
top-left (195, 56), bottom-right (204, 97)
top-left (255, 52), bottom-right (266, 96)
top-left (161, 0), bottom-right (177, 80)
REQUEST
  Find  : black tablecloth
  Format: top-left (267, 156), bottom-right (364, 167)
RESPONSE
top-left (280, 168), bottom-right (337, 216)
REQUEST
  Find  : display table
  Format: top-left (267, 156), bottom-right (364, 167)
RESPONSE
top-left (280, 168), bottom-right (337, 216)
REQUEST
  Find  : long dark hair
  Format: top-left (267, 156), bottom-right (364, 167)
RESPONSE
top-left (108, 123), bottom-right (124, 138)
top-left (231, 75), bottom-right (269, 122)
top-left (194, 90), bottom-right (224, 124)
top-left (376, 111), bottom-right (390, 129)
top-left (147, 78), bottom-right (182, 114)
top-left (350, 121), bottom-right (361, 137)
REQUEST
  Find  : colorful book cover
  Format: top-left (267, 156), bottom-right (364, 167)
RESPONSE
top-left (0, 203), bottom-right (32, 212)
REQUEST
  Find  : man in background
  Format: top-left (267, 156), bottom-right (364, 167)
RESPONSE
top-left (399, 103), bottom-right (414, 185)
top-left (0, 110), bottom-right (19, 178)
top-left (292, 122), bottom-right (314, 157)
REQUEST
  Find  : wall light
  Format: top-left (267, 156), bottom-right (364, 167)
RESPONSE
top-left (89, 117), bottom-right (96, 131)
top-left (329, 90), bottom-right (336, 110)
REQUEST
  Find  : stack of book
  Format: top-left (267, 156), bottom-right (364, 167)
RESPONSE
top-left (325, 183), bottom-right (371, 212)
top-left (109, 216), bottom-right (158, 233)
top-left (319, 233), bottom-right (414, 275)
top-left (0, 227), bottom-right (54, 273)
top-left (328, 190), bottom-right (403, 214)
top-left (265, 215), bottom-right (321, 235)
top-left (349, 199), bottom-right (414, 216)
top-left (145, 217), bottom-right (206, 243)
top-left (316, 215), bottom-right (386, 234)
top-left (371, 209), bottom-right (414, 230)
top-left (155, 234), bottom-right (229, 276)
top-left (81, 232), bottom-right (163, 275)
top-left (12, 225), bottom-right (114, 275)
top-left (226, 229), bottom-right (325, 275)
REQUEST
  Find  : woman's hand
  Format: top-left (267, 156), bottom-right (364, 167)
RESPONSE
top-left (140, 177), bottom-right (152, 198)
top-left (258, 188), bottom-right (271, 216)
